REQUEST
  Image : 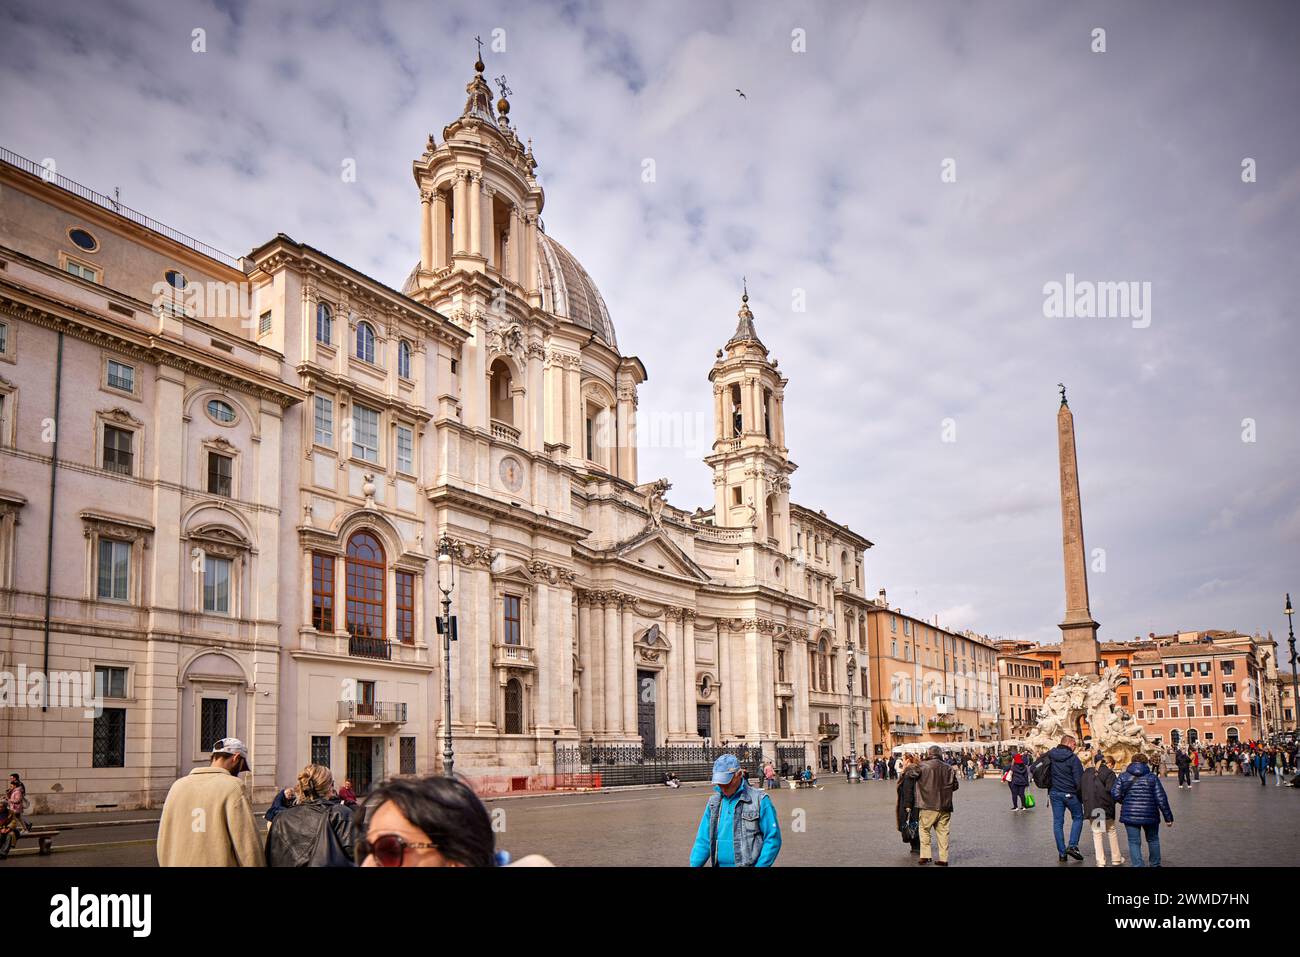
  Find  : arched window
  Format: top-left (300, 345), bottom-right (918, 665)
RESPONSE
top-left (397, 340), bottom-right (412, 379)
top-left (504, 678), bottom-right (523, 734)
top-left (817, 638), bottom-right (829, 693)
top-left (356, 322), bottom-right (376, 364)
top-left (316, 302), bottom-right (333, 345)
top-left (345, 531), bottom-right (385, 640)
top-left (490, 359), bottom-right (514, 425)
top-left (1226, 726), bottom-right (1239, 743)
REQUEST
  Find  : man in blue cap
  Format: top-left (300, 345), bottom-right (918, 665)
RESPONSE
top-left (689, 754), bottom-right (782, 867)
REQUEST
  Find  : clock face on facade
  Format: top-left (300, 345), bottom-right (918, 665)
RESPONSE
top-left (499, 456), bottom-right (524, 492)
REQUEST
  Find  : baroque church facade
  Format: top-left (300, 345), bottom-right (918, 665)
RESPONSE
top-left (0, 58), bottom-right (872, 810)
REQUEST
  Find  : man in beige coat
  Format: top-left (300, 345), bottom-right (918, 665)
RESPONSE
top-left (157, 737), bottom-right (265, 867)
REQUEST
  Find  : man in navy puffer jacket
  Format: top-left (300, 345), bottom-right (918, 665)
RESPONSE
top-left (1111, 753), bottom-right (1174, 867)
top-left (1042, 736), bottom-right (1086, 862)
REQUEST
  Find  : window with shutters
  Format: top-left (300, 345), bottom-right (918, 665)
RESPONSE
top-left (103, 425), bottom-right (134, 475)
top-left (200, 697), bottom-right (228, 749)
top-left (400, 736), bottom-right (416, 774)
top-left (395, 570), bottom-right (415, 644)
top-left (93, 708), bottom-right (126, 767)
top-left (311, 735), bottom-right (331, 767)
top-left (312, 553), bottom-right (335, 632)
top-left (207, 451), bottom-right (233, 497)
top-left (504, 678), bottom-right (523, 734)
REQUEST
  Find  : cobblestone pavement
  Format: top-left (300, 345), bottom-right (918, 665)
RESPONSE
top-left (7, 771), bottom-right (1297, 867)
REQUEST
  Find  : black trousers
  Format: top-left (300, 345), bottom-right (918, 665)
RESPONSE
top-left (1177, 767), bottom-right (1191, 786)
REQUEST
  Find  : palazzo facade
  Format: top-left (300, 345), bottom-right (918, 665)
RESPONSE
top-left (0, 59), bottom-right (872, 810)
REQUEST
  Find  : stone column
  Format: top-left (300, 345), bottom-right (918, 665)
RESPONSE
top-left (622, 599), bottom-right (636, 737)
top-left (482, 184), bottom-right (495, 267)
top-left (524, 213), bottom-right (538, 297)
top-left (420, 189), bottom-right (433, 272)
top-left (666, 613), bottom-right (682, 737)
top-left (745, 628), bottom-right (761, 738)
top-left (565, 357), bottom-right (582, 465)
top-left (535, 583), bottom-right (550, 731)
top-left (432, 192), bottom-right (448, 268)
top-left (578, 597), bottom-right (593, 736)
top-left (683, 612), bottom-right (697, 738)
top-left (718, 624), bottom-right (731, 739)
top-left (468, 173), bottom-right (482, 257)
top-left (558, 586), bottom-right (574, 730)
top-left (603, 598), bottom-right (620, 734)
top-left (453, 172), bottom-right (468, 254)
top-left (794, 636), bottom-right (808, 737)
top-left (615, 389), bottom-right (632, 480)
top-left (589, 595), bottom-right (605, 734)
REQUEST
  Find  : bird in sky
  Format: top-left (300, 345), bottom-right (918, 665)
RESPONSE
top-left (735, 88), bottom-right (747, 99)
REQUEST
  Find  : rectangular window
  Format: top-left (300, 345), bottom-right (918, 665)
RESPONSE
top-left (103, 425), bottom-right (134, 475)
top-left (200, 698), bottom-right (228, 750)
top-left (313, 396), bottom-right (334, 447)
top-left (66, 259), bottom-right (100, 283)
top-left (352, 404), bottom-right (380, 462)
top-left (1222, 682), bottom-right (1236, 698)
top-left (106, 359), bottom-right (135, 393)
top-left (1133, 669), bottom-right (1144, 679)
top-left (503, 594), bottom-right (521, 645)
top-left (97, 538), bottom-right (130, 601)
top-left (311, 735), bottom-right (331, 767)
top-left (395, 570), bottom-right (415, 644)
top-left (203, 555), bottom-right (232, 613)
top-left (95, 666), bottom-right (127, 699)
top-left (0, 320), bottom-right (7, 353)
top-left (396, 425), bottom-right (414, 474)
top-left (400, 736), bottom-right (416, 775)
top-left (1135, 690), bottom-right (1144, 701)
top-left (1224, 703), bottom-right (1239, 715)
top-left (1167, 685), bottom-right (1178, 698)
top-left (311, 553), bottom-right (335, 632)
top-left (1151, 666), bottom-right (1163, 677)
top-left (1221, 661), bottom-right (1234, 675)
top-left (93, 708), bottom-right (127, 767)
top-left (258, 310), bottom-right (272, 335)
top-left (207, 451), bottom-right (233, 497)
top-left (1153, 689), bottom-right (1165, 699)
top-left (1198, 662), bottom-right (1211, 675)
top-left (585, 416), bottom-right (595, 461)
top-left (1199, 683), bottom-right (1212, 698)
top-left (777, 650), bottom-right (786, 682)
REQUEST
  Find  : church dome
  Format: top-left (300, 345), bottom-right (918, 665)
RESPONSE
top-left (402, 230), bottom-right (617, 350)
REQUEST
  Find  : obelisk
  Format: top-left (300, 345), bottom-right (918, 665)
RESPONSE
top-left (1056, 385), bottom-right (1100, 676)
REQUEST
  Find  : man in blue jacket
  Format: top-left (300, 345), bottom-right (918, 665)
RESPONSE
top-left (1043, 735), bottom-right (1086, 862)
top-left (689, 754), bottom-right (782, 867)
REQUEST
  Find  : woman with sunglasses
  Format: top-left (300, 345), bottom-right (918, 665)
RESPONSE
top-left (359, 776), bottom-right (552, 867)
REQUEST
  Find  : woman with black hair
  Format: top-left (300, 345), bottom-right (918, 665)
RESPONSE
top-left (358, 775), bottom-right (552, 867)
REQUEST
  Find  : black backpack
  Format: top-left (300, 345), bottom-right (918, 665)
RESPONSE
top-left (1030, 753), bottom-right (1053, 790)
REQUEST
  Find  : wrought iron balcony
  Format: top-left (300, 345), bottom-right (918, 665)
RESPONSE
top-left (337, 700), bottom-right (408, 724)
top-left (494, 642), bottom-right (535, 668)
top-left (817, 722), bottom-right (840, 739)
top-left (891, 721), bottom-right (923, 735)
top-left (491, 419), bottom-right (522, 446)
top-left (348, 634), bottom-right (395, 660)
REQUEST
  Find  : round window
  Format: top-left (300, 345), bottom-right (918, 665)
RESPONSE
top-left (165, 269), bottom-right (187, 289)
top-left (207, 399), bottom-right (236, 423)
top-left (68, 227), bottom-right (99, 252)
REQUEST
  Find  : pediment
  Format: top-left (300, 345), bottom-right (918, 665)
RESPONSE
top-left (611, 530), bottom-right (709, 582)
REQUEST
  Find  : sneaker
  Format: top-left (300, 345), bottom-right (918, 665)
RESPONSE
top-left (1066, 846), bottom-right (1084, 861)
top-left (1059, 854), bottom-right (1068, 862)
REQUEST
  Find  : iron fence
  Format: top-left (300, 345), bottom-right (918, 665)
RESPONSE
top-left (775, 744), bottom-right (807, 780)
top-left (554, 742), bottom-right (766, 788)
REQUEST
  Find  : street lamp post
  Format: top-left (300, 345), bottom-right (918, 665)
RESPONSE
top-left (436, 535), bottom-right (458, 777)
top-left (1286, 594), bottom-right (1297, 733)
top-left (846, 644), bottom-right (859, 781)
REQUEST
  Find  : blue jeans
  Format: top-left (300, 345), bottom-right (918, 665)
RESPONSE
top-left (1049, 791), bottom-right (1084, 855)
top-left (1124, 822), bottom-right (1161, 866)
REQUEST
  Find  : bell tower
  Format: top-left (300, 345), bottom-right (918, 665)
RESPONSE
top-left (705, 286), bottom-right (796, 546)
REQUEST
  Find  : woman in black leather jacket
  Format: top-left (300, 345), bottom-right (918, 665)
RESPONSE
top-left (265, 765), bottom-right (356, 867)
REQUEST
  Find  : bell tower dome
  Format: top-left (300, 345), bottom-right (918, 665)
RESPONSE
top-left (705, 285), bottom-right (796, 545)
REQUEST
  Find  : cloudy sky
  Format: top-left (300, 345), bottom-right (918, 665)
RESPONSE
top-left (2, 0), bottom-right (1297, 651)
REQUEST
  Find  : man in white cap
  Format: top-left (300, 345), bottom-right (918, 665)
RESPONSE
top-left (157, 737), bottom-right (265, 867)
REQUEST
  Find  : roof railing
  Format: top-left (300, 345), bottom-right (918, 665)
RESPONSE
top-left (0, 146), bottom-right (241, 269)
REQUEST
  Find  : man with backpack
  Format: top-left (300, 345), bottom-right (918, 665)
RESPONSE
top-left (1031, 735), bottom-right (1086, 863)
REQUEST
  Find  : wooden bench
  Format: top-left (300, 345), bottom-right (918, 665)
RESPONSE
top-left (792, 778), bottom-right (818, 789)
top-left (13, 829), bottom-right (60, 855)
